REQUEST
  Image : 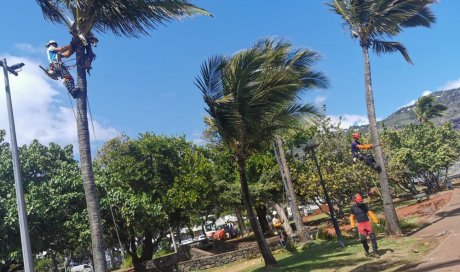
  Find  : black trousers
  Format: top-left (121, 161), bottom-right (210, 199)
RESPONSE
top-left (360, 232), bottom-right (378, 254)
top-left (50, 63), bottom-right (77, 93)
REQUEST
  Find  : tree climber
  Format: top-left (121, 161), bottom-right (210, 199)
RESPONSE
top-left (350, 194), bottom-right (380, 258)
top-left (351, 132), bottom-right (381, 172)
top-left (43, 39), bottom-right (80, 98)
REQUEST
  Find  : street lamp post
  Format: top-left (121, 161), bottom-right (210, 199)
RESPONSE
top-left (0, 58), bottom-right (34, 271)
top-left (301, 141), bottom-right (345, 248)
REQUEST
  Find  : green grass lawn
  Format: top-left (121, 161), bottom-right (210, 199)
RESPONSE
top-left (204, 235), bottom-right (437, 272)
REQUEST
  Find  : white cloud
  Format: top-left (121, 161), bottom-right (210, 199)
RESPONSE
top-left (438, 78), bottom-right (460, 91)
top-left (327, 114), bottom-right (369, 129)
top-left (398, 76), bottom-right (460, 109)
top-left (400, 90), bottom-right (432, 109)
top-left (15, 43), bottom-right (43, 55)
top-left (421, 90), bottom-right (432, 96)
top-left (314, 95), bottom-right (326, 106)
top-left (190, 131), bottom-right (206, 146)
top-left (0, 55), bottom-right (118, 152)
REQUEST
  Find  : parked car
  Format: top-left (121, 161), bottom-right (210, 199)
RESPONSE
top-left (70, 264), bottom-right (93, 272)
top-left (180, 238), bottom-right (194, 245)
top-left (194, 234), bottom-right (207, 241)
top-left (213, 229), bottom-right (226, 240)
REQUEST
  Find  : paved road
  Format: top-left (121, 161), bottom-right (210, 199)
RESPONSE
top-left (408, 188), bottom-right (460, 272)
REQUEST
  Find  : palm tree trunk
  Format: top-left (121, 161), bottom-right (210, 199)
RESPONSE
top-left (236, 155), bottom-right (277, 267)
top-left (274, 137), bottom-right (307, 241)
top-left (362, 46), bottom-right (402, 236)
top-left (76, 47), bottom-right (108, 271)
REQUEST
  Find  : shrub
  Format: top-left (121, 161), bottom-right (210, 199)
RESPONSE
top-left (35, 258), bottom-right (53, 272)
top-left (120, 255), bottom-right (133, 269)
top-left (316, 225), bottom-right (335, 240)
top-left (399, 217), bottom-right (421, 230)
top-left (285, 240), bottom-right (298, 253)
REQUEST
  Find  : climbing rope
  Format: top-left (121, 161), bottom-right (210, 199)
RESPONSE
top-left (86, 95), bottom-right (100, 153)
top-left (66, 90), bottom-right (99, 154)
top-left (67, 92), bottom-right (78, 122)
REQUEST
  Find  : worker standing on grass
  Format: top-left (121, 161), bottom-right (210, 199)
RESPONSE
top-left (350, 194), bottom-right (380, 258)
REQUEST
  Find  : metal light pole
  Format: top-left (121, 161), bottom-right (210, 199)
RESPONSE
top-left (292, 141), bottom-right (345, 247)
top-left (0, 58), bottom-right (34, 271)
top-left (303, 141), bottom-right (345, 248)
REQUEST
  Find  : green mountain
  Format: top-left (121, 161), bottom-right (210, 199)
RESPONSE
top-left (351, 87), bottom-right (460, 130)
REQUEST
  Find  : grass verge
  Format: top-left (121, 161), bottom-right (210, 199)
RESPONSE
top-left (202, 235), bottom-right (439, 272)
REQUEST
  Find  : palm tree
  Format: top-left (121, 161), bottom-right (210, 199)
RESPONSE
top-left (414, 95), bottom-right (447, 123)
top-left (328, 0), bottom-right (436, 236)
top-left (196, 38), bottom-right (328, 267)
top-left (35, 1), bottom-right (210, 270)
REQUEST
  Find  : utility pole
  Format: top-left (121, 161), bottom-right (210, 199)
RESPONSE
top-left (304, 141), bottom-right (345, 248)
top-left (1, 59), bottom-right (34, 271)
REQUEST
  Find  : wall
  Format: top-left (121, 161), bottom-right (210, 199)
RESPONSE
top-left (135, 237), bottom-right (280, 272)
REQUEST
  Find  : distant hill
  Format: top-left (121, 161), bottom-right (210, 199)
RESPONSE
top-left (350, 87), bottom-right (460, 131)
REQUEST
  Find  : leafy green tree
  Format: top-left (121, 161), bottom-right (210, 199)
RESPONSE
top-left (35, 1), bottom-right (210, 269)
top-left (96, 134), bottom-right (219, 265)
top-left (382, 122), bottom-right (459, 194)
top-left (96, 134), bottom-right (180, 265)
top-left (246, 152), bottom-right (285, 234)
top-left (195, 38), bottom-right (327, 267)
top-left (206, 144), bottom-right (247, 233)
top-left (0, 132), bottom-right (87, 271)
top-left (166, 145), bottom-right (225, 240)
top-left (414, 95), bottom-right (447, 123)
top-left (328, 0), bottom-right (436, 236)
top-left (287, 119), bottom-right (376, 218)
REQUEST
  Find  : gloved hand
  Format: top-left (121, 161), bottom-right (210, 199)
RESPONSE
top-left (376, 223), bottom-right (381, 228)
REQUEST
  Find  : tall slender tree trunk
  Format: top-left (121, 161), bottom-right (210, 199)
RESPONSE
top-left (76, 47), bottom-right (108, 271)
top-left (255, 204), bottom-right (270, 234)
top-left (235, 206), bottom-right (247, 236)
top-left (140, 229), bottom-right (154, 262)
top-left (362, 46), bottom-right (402, 236)
top-left (236, 155), bottom-right (277, 267)
top-left (274, 137), bottom-right (307, 241)
top-left (273, 203), bottom-right (293, 237)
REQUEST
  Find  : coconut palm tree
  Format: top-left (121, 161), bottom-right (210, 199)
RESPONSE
top-left (328, 0), bottom-right (436, 236)
top-left (196, 38), bottom-right (328, 267)
top-left (414, 95), bottom-right (447, 123)
top-left (35, 1), bottom-right (210, 270)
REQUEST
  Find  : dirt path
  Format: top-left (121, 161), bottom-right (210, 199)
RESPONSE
top-left (405, 188), bottom-right (460, 271)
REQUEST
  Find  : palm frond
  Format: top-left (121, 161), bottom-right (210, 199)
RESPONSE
top-left (36, 0), bottom-right (211, 38)
top-left (35, 0), bottom-right (72, 27)
top-left (414, 95), bottom-right (447, 122)
top-left (197, 38), bottom-right (326, 155)
top-left (330, 0), bottom-right (436, 55)
top-left (372, 40), bottom-right (413, 64)
top-left (400, 6), bottom-right (436, 27)
top-left (195, 56), bottom-right (226, 105)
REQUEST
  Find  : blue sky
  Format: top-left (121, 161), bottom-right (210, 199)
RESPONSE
top-left (0, 1), bottom-right (459, 148)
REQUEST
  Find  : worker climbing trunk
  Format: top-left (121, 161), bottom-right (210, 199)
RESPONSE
top-left (43, 39), bottom-right (80, 98)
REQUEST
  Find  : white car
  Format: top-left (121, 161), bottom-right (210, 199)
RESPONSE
top-left (180, 238), bottom-right (194, 245)
top-left (70, 264), bottom-right (93, 272)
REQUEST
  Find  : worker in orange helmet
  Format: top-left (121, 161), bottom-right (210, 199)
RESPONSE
top-left (351, 132), bottom-right (381, 172)
top-left (350, 194), bottom-right (380, 258)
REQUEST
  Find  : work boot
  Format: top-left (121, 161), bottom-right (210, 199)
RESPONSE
top-left (371, 252), bottom-right (380, 259)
